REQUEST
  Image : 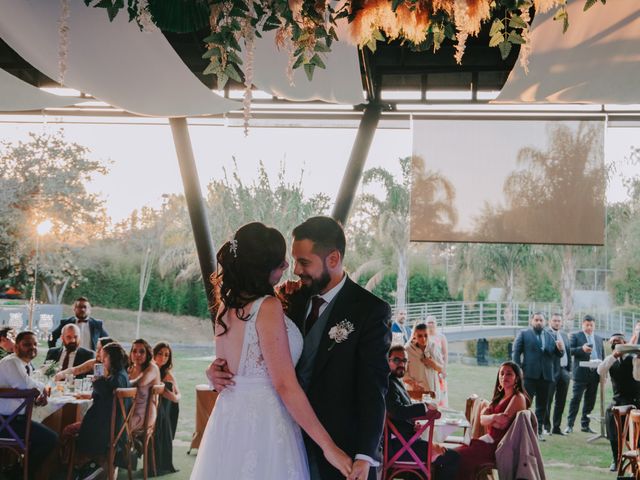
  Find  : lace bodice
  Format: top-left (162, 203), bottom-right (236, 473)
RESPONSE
top-left (237, 296), bottom-right (304, 378)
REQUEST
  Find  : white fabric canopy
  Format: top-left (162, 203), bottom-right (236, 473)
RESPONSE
top-left (251, 20), bottom-right (364, 104)
top-left (495, 0), bottom-right (640, 104)
top-left (0, 68), bottom-right (81, 111)
top-left (0, 0), bottom-right (238, 116)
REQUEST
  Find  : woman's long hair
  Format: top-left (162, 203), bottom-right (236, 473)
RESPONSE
top-left (129, 338), bottom-right (153, 372)
top-left (490, 361), bottom-right (531, 408)
top-left (153, 341), bottom-right (173, 381)
top-left (103, 342), bottom-right (128, 376)
top-left (212, 222), bottom-right (286, 335)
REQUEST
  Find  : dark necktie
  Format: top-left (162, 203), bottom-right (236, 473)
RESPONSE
top-left (535, 332), bottom-right (542, 349)
top-left (62, 350), bottom-right (70, 370)
top-left (25, 364), bottom-right (32, 376)
top-left (304, 296), bottom-right (325, 335)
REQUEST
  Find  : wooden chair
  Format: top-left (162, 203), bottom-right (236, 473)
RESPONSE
top-left (618, 408), bottom-right (640, 479)
top-left (0, 388), bottom-right (39, 480)
top-left (612, 405), bottom-right (635, 473)
top-left (137, 384), bottom-right (165, 480)
top-left (65, 386), bottom-right (137, 480)
top-left (382, 409), bottom-right (441, 480)
top-left (444, 394), bottom-right (479, 445)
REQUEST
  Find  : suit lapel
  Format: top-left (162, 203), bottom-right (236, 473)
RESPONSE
top-left (311, 278), bottom-right (356, 380)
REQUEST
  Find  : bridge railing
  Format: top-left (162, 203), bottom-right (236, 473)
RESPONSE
top-left (395, 301), bottom-right (639, 336)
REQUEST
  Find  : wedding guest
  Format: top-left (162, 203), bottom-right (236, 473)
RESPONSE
top-left (61, 342), bottom-right (131, 480)
top-left (391, 309), bottom-right (412, 344)
top-left (405, 323), bottom-right (443, 400)
top-left (596, 333), bottom-right (640, 472)
top-left (512, 312), bottom-right (562, 440)
top-left (544, 313), bottom-right (571, 435)
top-left (565, 315), bottom-right (604, 434)
top-left (426, 316), bottom-right (449, 407)
top-left (0, 326), bottom-right (15, 360)
top-left (630, 321), bottom-right (640, 345)
top-left (128, 338), bottom-right (161, 433)
top-left (151, 341), bottom-right (181, 476)
top-left (55, 336), bottom-right (113, 381)
top-left (0, 331), bottom-right (58, 478)
top-left (45, 324), bottom-right (95, 377)
top-left (452, 361), bottom-right (530, 480)
top-left (49, 297), bottom-right (109, 351)
top-left (386, 345), bottom-right (459, 479)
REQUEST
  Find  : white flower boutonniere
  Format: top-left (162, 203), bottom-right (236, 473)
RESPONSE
top-left (328, 320), bottom-right (355, 351)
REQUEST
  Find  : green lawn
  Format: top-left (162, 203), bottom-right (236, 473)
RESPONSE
top-left (122, 353), bottom-right (614, 479)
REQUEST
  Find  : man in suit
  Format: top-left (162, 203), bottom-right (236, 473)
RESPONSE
top-left (386, 345), bottom-right (459, 479)
top-left (0, 331), bottom-right (58, 479)
top-left (48, 296), bottom-right (108, 351)
top-left (45, 323), bottom-right (95, 377)
top-left (544, 313), bottom-right (572, 435)
top-left (596, 333), bottom-right (640, 471)
top-left (512, 312), bottom-right (563, 439)
top-left (210, 216), bottom-right (391, 480)
top-left (565, 314), bottom-right (604, 434)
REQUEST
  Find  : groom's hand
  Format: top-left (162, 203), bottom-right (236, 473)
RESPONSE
top-left (347, 459), bottom-right (370, 480)
top-left (206, 358), bottom-right (234, 391)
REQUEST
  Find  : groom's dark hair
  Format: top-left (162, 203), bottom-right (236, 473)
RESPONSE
top-left (293, 216), bottom-right (346, 259)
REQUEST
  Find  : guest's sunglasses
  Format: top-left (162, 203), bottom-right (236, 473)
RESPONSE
top-left (391, 357), bottom-right (408, 364)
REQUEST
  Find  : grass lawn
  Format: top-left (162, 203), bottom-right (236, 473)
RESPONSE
top-left (116, 351), bottom-right (614, 479)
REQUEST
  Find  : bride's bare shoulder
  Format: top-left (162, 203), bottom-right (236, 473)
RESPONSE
top-left (256, 296), bottom-right (284, 324)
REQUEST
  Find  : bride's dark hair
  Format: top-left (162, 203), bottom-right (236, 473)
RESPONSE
top-left (212, 222), bottom-right (286, 335)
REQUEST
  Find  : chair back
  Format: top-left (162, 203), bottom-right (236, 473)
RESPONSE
top-left (629, 410), bottom-right (640, 452)
top-left (0, 388), bottom-right (39, 453)
top-left (382, 409), bottom-right (441, 480)
top-left (107, 387), bottom-right (137, 480)
top-left (464, 394), bottom-right (479, 421)
top-left (612, 405), bottom-right (634, 468)
top-left (142, 384), bottom-right (164, 437)
top-left (469, 398), bottom-right (490, 439)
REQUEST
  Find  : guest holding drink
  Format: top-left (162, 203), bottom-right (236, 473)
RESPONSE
top-left (151, 341), bottom-right (180, 476)
top-left (544, 314), bottom-right (571, 435)
top-left (55, 336), bottom-right (113, 381)
top-left (426, 316), bottom-right (449, 407)
top-left (62, 342), bottom-right (131, 480)
top-left (451, 361), bottom-right (530, 480)
top-left (128, 339), bottom-right (161, 433)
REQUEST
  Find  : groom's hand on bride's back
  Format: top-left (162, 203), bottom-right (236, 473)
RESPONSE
top-left (207, 358), bottom-right (235, 391)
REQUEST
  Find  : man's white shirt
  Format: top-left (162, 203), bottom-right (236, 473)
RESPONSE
top-left (77, 319), bottom-right (92, 350)
top-left (0, 353), bottom-right (44, 415)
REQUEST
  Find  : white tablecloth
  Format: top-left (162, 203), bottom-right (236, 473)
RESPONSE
top-left (32, 395), bottom-right (92, 423)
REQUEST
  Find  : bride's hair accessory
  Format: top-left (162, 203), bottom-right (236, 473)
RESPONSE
top-left (229, 238), bottom-right (239, 258)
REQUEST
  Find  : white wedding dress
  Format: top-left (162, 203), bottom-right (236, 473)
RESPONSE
top-left (190, 296), bottom-right (309, 480)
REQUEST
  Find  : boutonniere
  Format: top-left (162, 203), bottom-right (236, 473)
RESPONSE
top-left (328, 320), bottom-right (355, 351)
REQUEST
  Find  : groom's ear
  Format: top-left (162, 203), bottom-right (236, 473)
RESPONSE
top-left (325, 249), bottom-right (341, 269)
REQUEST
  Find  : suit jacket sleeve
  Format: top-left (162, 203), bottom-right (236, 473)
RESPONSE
top-left (98, 320), bottom-right (108, 339)
top-left (387, 389), bottom-right (427, 422)
top-left (355, 301), bottom-right (392, 459)
top-left (49, 319), bottom-right (67, 348)
top-left (544, 331), bottom-right (563, 358)
top-left (45, 348), bottom-right (58, 362)
top-left (570, 333), bottom-right (589, 361)
top-left (512, 331), bottom-right (524, 367)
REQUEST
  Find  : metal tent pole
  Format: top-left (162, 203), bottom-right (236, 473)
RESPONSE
top-left (331, 103), bottom-right (382, 224)
top-left (169, 117), bottom-right (216, 322)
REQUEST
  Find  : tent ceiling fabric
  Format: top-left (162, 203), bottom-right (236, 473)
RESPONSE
top-left (0, 0), bottom-right (238, 117)
top-left (249, 21), bottom-right (364, 104)
top-left (0, 67), bottom-right (81, 111)
top-left (495, 0), bottom-right (640, 104)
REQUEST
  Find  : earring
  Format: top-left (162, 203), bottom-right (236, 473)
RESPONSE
top-left (498, 384), bottom-right (504, 392)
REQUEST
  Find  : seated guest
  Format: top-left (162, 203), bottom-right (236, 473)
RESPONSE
top-left (405, 323), bottom-right (444, 400)
top-left (62, 342), bottom-right (131, 480)
top-left (453, 361), bottom-right (530, 480)
top-left (596, 333), bottom-right (640, 472)
top-left (0, 331), bottom-right (58, 478)
top-left (55, 336), bottom-right (113, 381)
top-left (151, 342), bottom-right (181, 476)
top-left (45, 324), bottom-right (95, 377)
top-left (0, 326), bottom-right (16, 360)
top-left (128, 339), bottom-right (161, 433)
top-left (386, 345), bottom-right (459, 479)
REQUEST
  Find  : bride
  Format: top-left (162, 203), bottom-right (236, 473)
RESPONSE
top-left (190, 222), bottom-right (352, 479)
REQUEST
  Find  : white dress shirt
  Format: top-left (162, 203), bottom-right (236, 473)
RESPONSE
top-left (0, 354), bottom-right (44, 415)
top-left (59, 348), bottom-right (77, 369)
top-left (305, 274), bottom-right (379, 467)
top-left (77, 320), bottom-right (92, 350)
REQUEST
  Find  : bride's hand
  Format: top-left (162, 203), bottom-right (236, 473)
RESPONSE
top-left (322, 444), bottom-right (352, 477)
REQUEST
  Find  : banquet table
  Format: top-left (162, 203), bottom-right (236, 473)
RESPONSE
top-left (418, 408), bottom-right (471, 443)
top-left (33, 394), bottom-right (92, 434)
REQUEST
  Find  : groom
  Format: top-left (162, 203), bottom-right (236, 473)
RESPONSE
top-left (209, 216), bottom-right (392, 480)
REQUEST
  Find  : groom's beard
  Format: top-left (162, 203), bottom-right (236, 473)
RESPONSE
top-left (300, 265), bottom-right (331, 296)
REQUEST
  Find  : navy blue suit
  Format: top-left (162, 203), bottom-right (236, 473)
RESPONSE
top-left (567, 331), bottom-right (604, 429)
top-left (48, 317), bottom-right (108, 351)
top-left (512, 327), bottom-right (563, 433)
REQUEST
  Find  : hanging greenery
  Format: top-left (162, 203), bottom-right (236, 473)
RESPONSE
top-left (85, 0), bottom-right (606, 85)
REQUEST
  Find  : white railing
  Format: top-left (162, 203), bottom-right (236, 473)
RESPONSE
top-left (394, 301), bottom-right (639, 335)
